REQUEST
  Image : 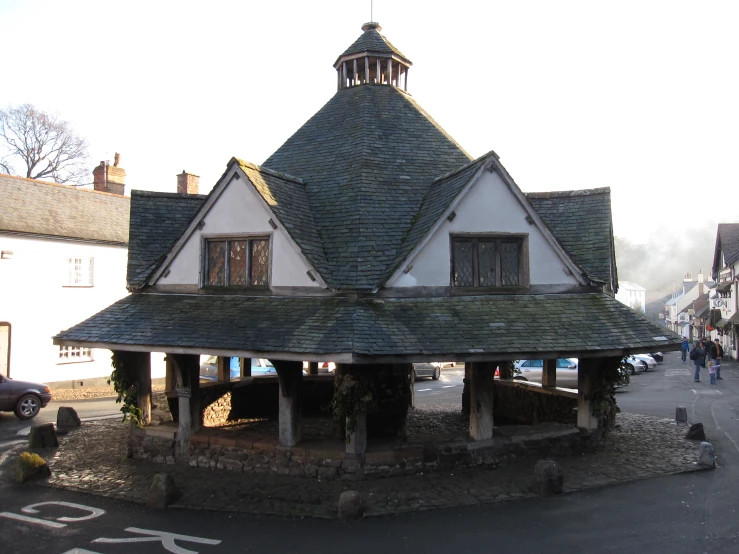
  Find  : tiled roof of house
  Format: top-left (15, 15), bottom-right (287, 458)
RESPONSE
top-left (55, 292), bottom-right (682, 359)
top-left (336, 23), bottom-right (411, 66)
top-left (0, 173), bottom-right (129, 244)
top-left (527, 188), bottom-right (615, 286)
top-left (263, 84), bottom-right (472, 290)
top-left (717, 223), bottom-right (739, 267)
top-left (126, 190), bottom-right (206, 288)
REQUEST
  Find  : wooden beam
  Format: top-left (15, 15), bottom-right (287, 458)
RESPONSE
top-left (542, 359), bottom-right (557, 387)
top-left (217, 356), bottom-right (230, 382)
top-left (469, 361), bottom-right (495, 440)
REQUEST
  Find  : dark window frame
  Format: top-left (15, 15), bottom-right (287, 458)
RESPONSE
top-left (450, 234), bottom-right (529, 291)
top-left (201, 236), bottom-right (271, 289)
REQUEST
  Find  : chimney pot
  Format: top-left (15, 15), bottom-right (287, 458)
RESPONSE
top-left (92, 154), bottom-right (125, 195)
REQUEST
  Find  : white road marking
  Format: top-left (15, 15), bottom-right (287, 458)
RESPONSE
top-left (417, 388), bottom-right (432, 392)
top-left (0, 439), bottom-right (26, 449)
top-left (691, 389), bottom-right (723, 395)
top-left (0, 512), bottom-right (66, 528)
top-left (442, 385), bottom-right (455, 388)
top-left (62, 550), bottom-right (102, 554)
top-left (93, 527), bottom-right (221, 554)
top-left (22, 501), bottom-right (105, 522)
top-left (665, 369), bottom-right (691, 376)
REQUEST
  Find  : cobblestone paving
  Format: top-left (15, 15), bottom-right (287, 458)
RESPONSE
top-left (35, 412), bottom-right (708, 519)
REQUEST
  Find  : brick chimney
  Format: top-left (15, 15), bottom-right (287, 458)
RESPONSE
top-left (92, 152), bottom-right (126, 195)
top-left (177, 170), bottom-right (199, 194)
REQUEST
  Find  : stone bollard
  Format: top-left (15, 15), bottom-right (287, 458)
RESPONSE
top-left (675, 407), bottom-right (687, 423)
top-left (146, 473), bottom-right (182, 509)
top-left (338, 490), bottom-right (363, 520)
top-left (57, 407), bottom-right (81, 429)
top-left (532, 459), bottom-right (564, 496)
top-left (28, 423), bottom-right (58, 448)
top-left (685, 423), bottom-right (706, 441)
top-left (698, 442), bottom-right (716, 468)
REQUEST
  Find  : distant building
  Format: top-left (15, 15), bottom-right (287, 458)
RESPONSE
top-left (615, 281), bottom-right (646, 312)
top-left (712, 224), bottom-right (739, 359)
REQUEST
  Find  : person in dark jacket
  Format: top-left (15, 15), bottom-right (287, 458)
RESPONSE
top-left (690, 341), bottom-right (705, 382)
top-left (681, 337), bottom-right (690, 363)
top-left (710, 338), bottom-right (724, 380)
top-left (701, 338), bottom-right (711, 368)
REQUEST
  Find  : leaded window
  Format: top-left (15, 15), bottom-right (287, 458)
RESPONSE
top-left (205, 238), bottom-right (269, 287)
top-left (451, 236), bottom-right (525, 288)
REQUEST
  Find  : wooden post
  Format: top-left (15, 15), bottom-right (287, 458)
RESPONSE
top-left (137, 353), bottom-right (152, 426)
top-left (165, 355), bottom-right (176, 392)
top-left (377, 59), bottom-right (381, 83)
top-left (347, 408), bottom-right (367, 455)
top-left (217, 356), bottom-right (230, 382)
top-left (462, 362), bottom-right (471, 415)
top-left (337, 68), bottom-right (341, 90)
top-left (274, 361), bottom-right (302, 447)
top-left (343, 62), bottom-right (347, 88)
top-left (499, 360), bottom-right (512, 380)
top-left (307, 361), bottom-right (318, 375)
top-left (469, 362), bottom-right (495, 440)
top-left (365, 56), bottom-right (369, 83)
top-left (577, 358), bottom-right (599, 431)
top-left (387, 59), bottom-right (392, 86)
top-left (170, 354), bottom-right (201, 457)
top-left (542, 359), bottom-right (557, 388)
top-left (408, 363), bottom-right (415, 408)
top-left (240, 358), bottom-right (251, 377)
top-left (353, 59), bottom-right (357, 85)
top-left (404, 68), bottom-right (408, 91)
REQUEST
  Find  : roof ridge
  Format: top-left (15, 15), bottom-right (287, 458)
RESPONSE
top-left (0, 171), bottom-right (129, 199)
top-left (526, 187), bottom-right (611, 199)
top-left (233, 158), bottom-right (305, 185)
top-left (131, 190), bottom-right (207, 199)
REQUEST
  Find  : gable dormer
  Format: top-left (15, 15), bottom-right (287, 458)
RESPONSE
top-left (334, 22), bottom-right (412, 91)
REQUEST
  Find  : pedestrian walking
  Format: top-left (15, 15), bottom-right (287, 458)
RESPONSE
top-left (681, 337), bottom-right (690, 363)
top-left (689, 340), bottom-right (705, 382)
top-left (708, 361), bottom-right (717, 385)
top-left (710, 338), bottom-right (724, 380)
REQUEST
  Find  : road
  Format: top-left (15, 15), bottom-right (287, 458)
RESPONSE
top-left (0, 397), bottom-right (121, 448)
top-left (1, 356), bottom-right (738, 553)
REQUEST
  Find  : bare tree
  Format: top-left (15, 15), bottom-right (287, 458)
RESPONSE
top-left (0, 103), bottom-right (89, 185)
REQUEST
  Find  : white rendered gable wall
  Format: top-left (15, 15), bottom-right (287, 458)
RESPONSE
top-left (390, 170), bottom-right (579, 287)
top-left (160, 176), bottom-right (319, 287)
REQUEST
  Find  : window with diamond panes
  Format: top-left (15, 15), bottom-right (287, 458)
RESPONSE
top-left (206, 238), bottom-right (269, 287)
top-left (451, 237), bottom-right (524, 288)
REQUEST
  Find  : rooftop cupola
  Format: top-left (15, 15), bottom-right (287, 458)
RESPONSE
top-left (333, 22), bottom-right (413, 91)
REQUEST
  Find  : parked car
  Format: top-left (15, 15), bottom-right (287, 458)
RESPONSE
top-left (649, 352), bottom-right (664, 362)
top-left (199, 356), bottom-right (276, 381)
top-left (413, 363), bottom-right (441, 380)
top-left (623, 355), bottom-right (646, 375)
top-left (0, 374), bottom-right (53, 419)
top-left (632, 354), bottom-right (657, 371)
top-left (512, 358), bottom-right (579, 388)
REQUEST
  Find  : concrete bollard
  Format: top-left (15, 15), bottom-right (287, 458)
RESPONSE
top-left (675, 406), bottom-right (687, 423)
top-left (338, 490), bottom-right (363, 520)
top-left (146, 473), bottom-right (182, 509)
top-left (532, 459), bottom-right (564, 496)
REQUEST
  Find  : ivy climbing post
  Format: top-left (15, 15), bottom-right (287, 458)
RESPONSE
top-left (577, 358), bottom-right (599, 431)
top-left (109, 350), bottom-right (151, 426)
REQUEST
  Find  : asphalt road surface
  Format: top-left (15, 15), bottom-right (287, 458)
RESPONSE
top-left (0, 397), bottom-right (120, 448)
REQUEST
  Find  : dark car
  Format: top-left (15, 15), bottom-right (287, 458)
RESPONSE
top-left (0, 375), bottom-right (53, 419)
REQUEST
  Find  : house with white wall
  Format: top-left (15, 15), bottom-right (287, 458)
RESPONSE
top-left (712, 224), bottom-right (739, 360)
top-left (616, 281), bottom-right (646, 312)
top-left (664, 274), bottom-right (711, 335)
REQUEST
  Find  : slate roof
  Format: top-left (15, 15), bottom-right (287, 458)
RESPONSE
top-left (126, 190), bottom-right (206, 288)
top-left (714, 223), bottom-right (739, 272)
top-left (336, 23), bottom-right (411, 66)
top-left (527, 188), bottom-right (615, 286)
top-left (55, 292), bottom-right (683, 359)
top-left (263, 84), bottom-right (472, 290)
top-left (0, 172), bottom-right (129, 244)
top-left (236, 159), bottom-right (329, 282)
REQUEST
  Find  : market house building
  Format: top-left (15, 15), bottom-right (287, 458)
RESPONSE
top-left (55, 22), bottom-right (681, 477)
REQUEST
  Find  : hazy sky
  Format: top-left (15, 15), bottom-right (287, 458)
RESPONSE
top-left (2, 0), bottom-right (737, 248)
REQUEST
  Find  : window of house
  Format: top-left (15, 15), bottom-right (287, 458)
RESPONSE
top-left (204, 237), bottom-right (270, 287)
top-left (451, 236), bottom-right (527, 288)
top-left (65, 257), bottom-right (94, 286)
top-left (58, 345), bottom-right (93, 363)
